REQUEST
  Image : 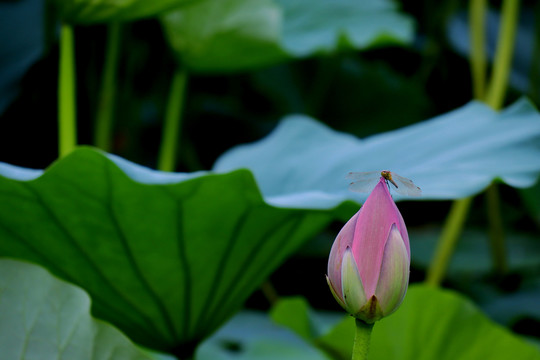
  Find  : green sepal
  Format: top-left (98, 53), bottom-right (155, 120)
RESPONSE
top-left (359, 295), bottom-right (384, 324)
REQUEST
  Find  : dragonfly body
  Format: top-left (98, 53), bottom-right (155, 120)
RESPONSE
top-left (346, 170), bottom-right (421, 197)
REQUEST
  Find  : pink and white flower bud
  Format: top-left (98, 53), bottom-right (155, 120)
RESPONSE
top-left (326, 177), bottom-right (410, 323)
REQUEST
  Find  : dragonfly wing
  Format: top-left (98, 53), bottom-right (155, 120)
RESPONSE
top-left (345, 171), bottom-right (379, 181)
top-left (346, 172), bottom-right (380, 193)
top-left (392, 173), bottom-right (422, 196)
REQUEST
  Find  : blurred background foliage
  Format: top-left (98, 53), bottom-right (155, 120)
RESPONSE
top-left (1, 0), bottom-right (540, 354)
top-left (1, 0), bottom-right (492, 170)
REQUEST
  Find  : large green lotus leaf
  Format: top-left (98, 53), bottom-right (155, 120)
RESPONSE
top-left (162, 0), bottom-right (413, 72)
top-left (214, 98), bottom-right (540, 206)
top-left (0, 259), bottom-right (174, 360)
top-left (0, 147), bottom-right (343, 355)
top-left (51, 0), bottom-right (193, 24)
top-left (274, 286), bottom-right (540, 359)
top-left (370, 285), bottom-right (540, 359)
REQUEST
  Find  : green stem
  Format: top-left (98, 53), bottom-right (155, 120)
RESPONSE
top-left (469, 0), bottom-right (487, 100)
top-left (485, 0), bottom-right (520, 110)
top-left (157, 67), bottom-right (188, 172)
top-left (486, 183), bottom-right (508, 274)
top-left (482, 0), bottom-right (519, 276)
top-left (352, 319), bottom-right (374, 360)
top-left (94, 23), bottom-right (122, 152)
top-left (425, 197), bottom-right (473, 287)
top-left (428, 0), bottom-right (519, 287)
top-left (58, 24), bottom-right (77, 158)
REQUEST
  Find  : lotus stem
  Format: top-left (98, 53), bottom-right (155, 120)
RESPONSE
top-left (352, 319), bottom-right (374, 360)
top-left (485, 0), bottom-right (520, 110)
top-left (95, 22), bottom-right (121, 152)
top-left (469, 0), bottom-right (487, 100)
top-left (483, 0), bottom-right (519, 276)
top-left (157, 67), bottom-right (188, 172)
top-left (486, 183), bottom-right (508, 275)
top-left (426, 197), bottom-right (472, 287)
top-left (58, 23), bottom-right (77, 157)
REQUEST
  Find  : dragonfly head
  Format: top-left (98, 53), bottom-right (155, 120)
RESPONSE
top-left (381, 170), bottom-right (392, 181)
top-left (380, 170), bottom-right (399, 189)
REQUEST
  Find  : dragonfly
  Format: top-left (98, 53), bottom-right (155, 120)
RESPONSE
top-left (346, 170), bottom-right (422, 197)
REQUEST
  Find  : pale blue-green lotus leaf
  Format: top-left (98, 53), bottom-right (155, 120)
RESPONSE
top-left (214, 98), bottom-right (540, 207)
top-left (277, 0), bottom-right (412, 56)
top-left (483, 279), bottom-right (540, 326)
top-left (0, 259), bottom-right (173, 360)
top-left (196, 311), bottom-right (330, 360)
top-left (162, 0), bottom-right (413, 72)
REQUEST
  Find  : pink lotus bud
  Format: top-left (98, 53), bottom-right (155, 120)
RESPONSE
top-left (326, 177), bottom-right (410, 323)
